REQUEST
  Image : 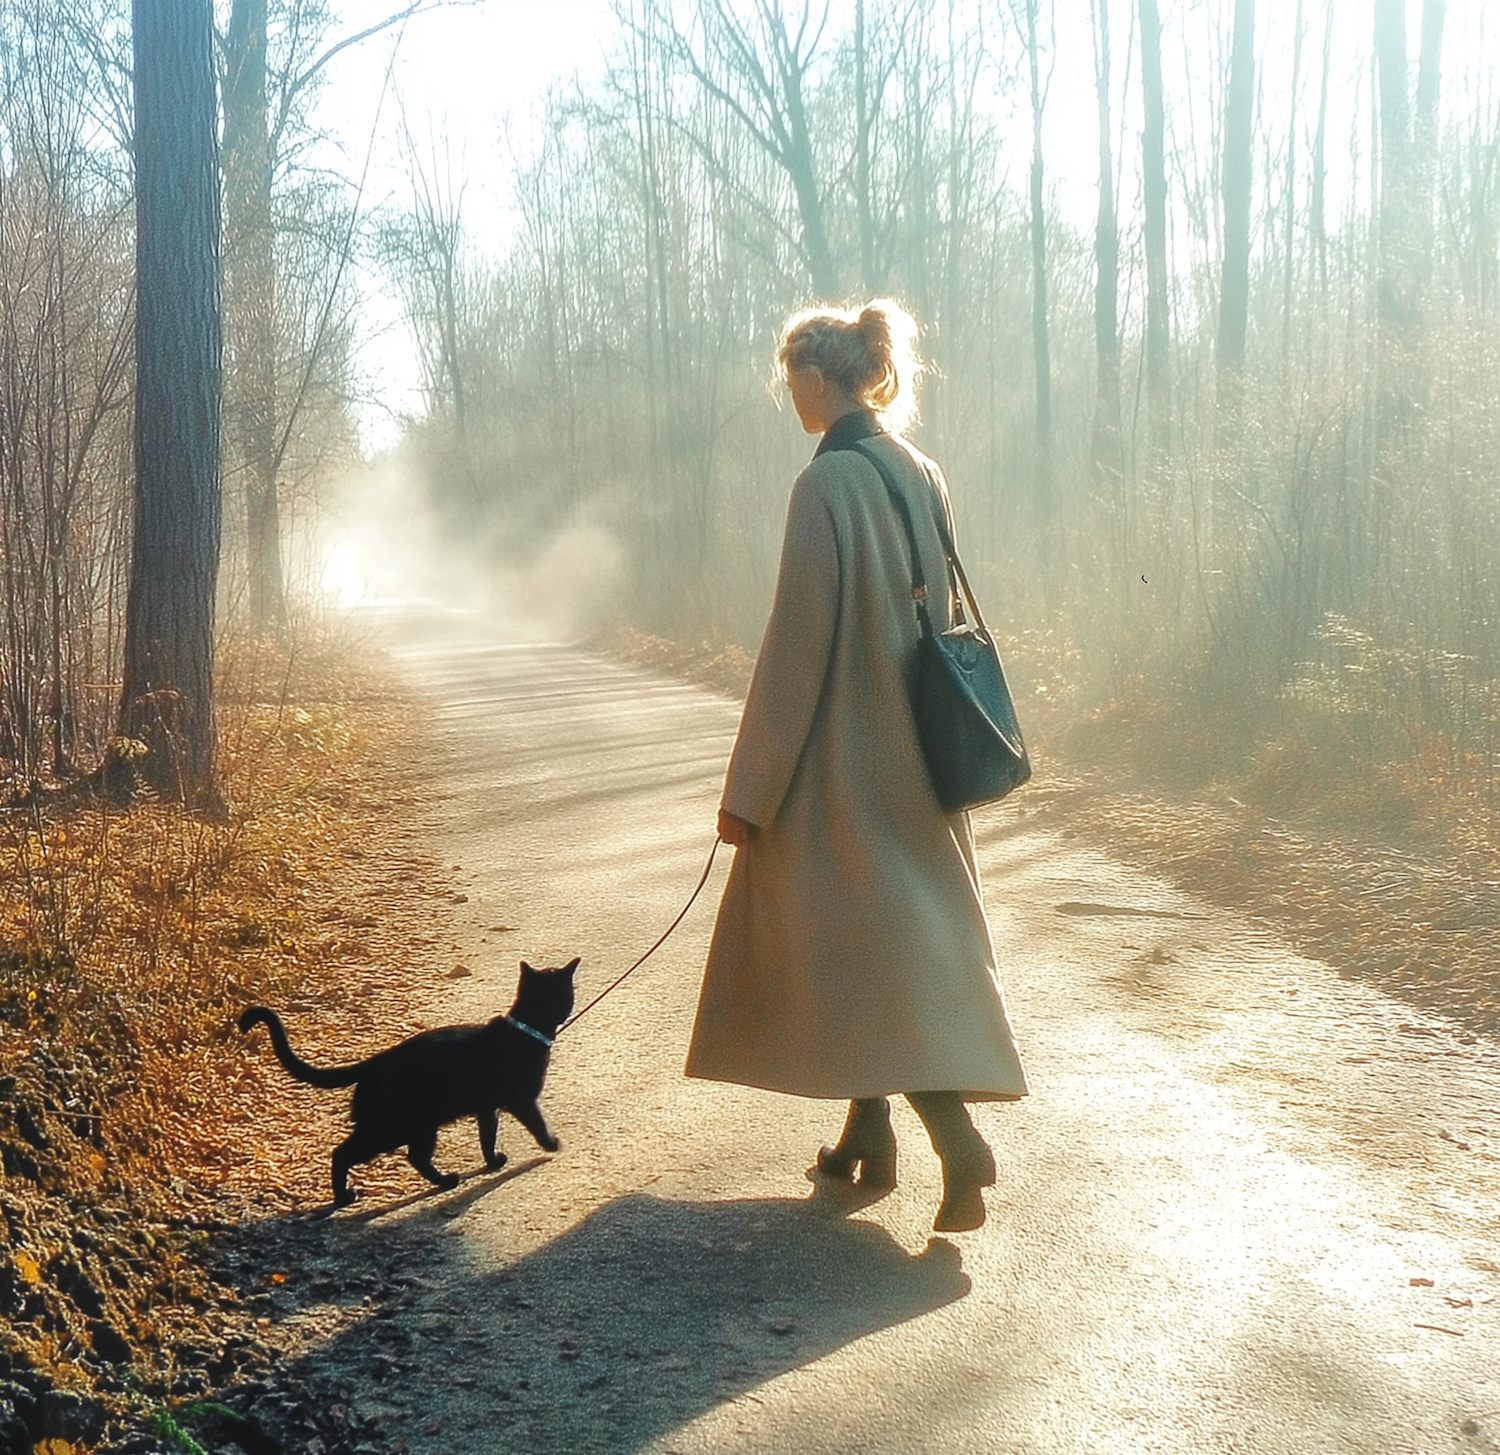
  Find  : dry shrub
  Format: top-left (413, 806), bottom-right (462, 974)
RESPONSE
top-left (0, 626), bottom-right (451, 1214)
top-left (589, 623), bottom-right (756, 698)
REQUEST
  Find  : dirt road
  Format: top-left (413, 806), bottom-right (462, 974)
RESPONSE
top-left (287, 603), bottom-right (1500, 1454)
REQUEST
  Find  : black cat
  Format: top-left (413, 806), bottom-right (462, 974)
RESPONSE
top-left (239, 958), bottom-right (578, 1207)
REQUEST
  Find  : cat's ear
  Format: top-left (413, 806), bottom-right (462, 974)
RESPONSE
top-left (563, 956), bottom-right (580, 978)
top-left (519, 960), bottom-right (534, 978)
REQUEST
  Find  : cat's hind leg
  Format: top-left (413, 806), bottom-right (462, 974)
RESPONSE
top-left (477, 1109), bottom-right (508, 1171)
top-left (406, 1127), bottom-right (460, 1192)
top-left (331, 1130), bottom-right (381, 1208)
top-left (508, 1099), bottom-right (560, 1153)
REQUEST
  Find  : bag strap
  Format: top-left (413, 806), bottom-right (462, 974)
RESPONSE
top-left (845, 440), bottom-right (991, 640)
top-left (844, 440), bottom-right (936, 639)
top-left (934, 516), bottom-right (994, 639)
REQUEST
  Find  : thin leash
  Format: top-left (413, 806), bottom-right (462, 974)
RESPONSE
top-left (557, 837), bottom-right (722, 1035)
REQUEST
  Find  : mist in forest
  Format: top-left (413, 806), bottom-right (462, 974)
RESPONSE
top-left (311, 452), bottom-right (626, 642)
top-left (1, 0), bottom-right (1497, 844)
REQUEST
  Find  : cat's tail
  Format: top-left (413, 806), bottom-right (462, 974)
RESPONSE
top-left (237, 1007), bottom-right (366, 1089)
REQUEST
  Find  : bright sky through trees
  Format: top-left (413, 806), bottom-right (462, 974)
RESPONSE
top-left (317, 0), bottom-right (614, 447)
top-left (320, 0), bottom-right (1497, 452)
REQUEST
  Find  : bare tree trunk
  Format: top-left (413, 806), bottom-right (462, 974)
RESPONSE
top-left (787, 150), bottom-right (837, 298)
top-left (1414, 0), bottom-right (1447, 292)
top-left (1375, 0), bottom-right (1415, 451)
top-left (767, 24), bottom-right (837, 299)
top-left (854, 0), bottom-right (876, 293)
top-left (1280, 0), bottom-right (1305, 373)
top-left (224, 0), bottom-right (287, 638)
top-left (1310, 0), bottom-right (1333, 318)
top-left (1089, 0), bottom-right (1124, 490)
top-left (1215, 0), bottom-right (1255, 445)
top-left (659, 0), bottom-right (838, 298)
top-left (1021, 0), bottom-right (1052, 526)
top-left (115, 0), bottom-right (222, 804)
top-left (1139, 0), bottom-right (1171, 469)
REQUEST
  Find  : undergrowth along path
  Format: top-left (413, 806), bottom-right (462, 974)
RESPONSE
top-left (0, 629), bottom-right (469, 1453)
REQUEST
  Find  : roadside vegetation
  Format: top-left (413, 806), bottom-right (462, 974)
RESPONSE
top-left (1, 629), bottom-right (462, 1452)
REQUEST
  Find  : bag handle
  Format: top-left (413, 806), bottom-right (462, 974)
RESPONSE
top-left (845, 440), bottom-right (991, 641)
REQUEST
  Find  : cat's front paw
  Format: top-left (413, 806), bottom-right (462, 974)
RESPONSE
top-left (438, 1172), bottom-right (461, 1191)
top-left (538, 1133), bottom-right (560, 1153)
top-left (485, 1151), bottom-right (509, 1172)
top-left (333, 1190), bottom-right (358, 1210)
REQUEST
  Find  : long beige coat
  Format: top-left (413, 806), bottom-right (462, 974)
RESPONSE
top-left (685, 413), bottom-right (1028, 1101)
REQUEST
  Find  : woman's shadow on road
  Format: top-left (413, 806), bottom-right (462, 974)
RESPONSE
top-left (291, 1188), bottom-right (970, 1452)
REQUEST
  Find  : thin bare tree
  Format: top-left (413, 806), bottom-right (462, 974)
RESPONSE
top-left (654, 0), bottom-right (839, 297)
top-left (1089, 0), bottom-right (1124, 491)
top-left (1012, 0), bottom-right (1054, 527)
top-left (1139, 0), bottom-right (1170, 468)
top-left (1215, 0), bottom-right (1255, 444)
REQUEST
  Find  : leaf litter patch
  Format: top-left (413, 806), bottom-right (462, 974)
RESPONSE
top-left (1, 633), bottom-right (487, 1453)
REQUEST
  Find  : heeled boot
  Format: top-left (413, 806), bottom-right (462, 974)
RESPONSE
top-left (815, 1097), bottom-right (897, 1189)
top-left (906, 1091), bottom-right (996, 1232)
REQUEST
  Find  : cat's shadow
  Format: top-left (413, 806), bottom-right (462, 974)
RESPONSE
top-left (291, 1192), bottom-right (971, 1452)
top-left (317, 1154), bottom-right (552, 1224)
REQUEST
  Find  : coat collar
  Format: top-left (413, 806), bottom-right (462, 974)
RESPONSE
top-left (814, 407), bottom-right (885, 458)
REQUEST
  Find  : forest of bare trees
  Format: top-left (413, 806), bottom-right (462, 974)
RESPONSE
top-left (0, 0), bottom-right (362, 795)
top-left (0, 0), bottom-right (1497, 846)
top-left (384, 0), bottom-right (1500, 844)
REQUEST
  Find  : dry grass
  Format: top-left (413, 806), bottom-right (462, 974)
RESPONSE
top-left (1051, 690), bottom-right (1500, 1034)
top-left (588, 623), bottom-right (755, 698)
top-left (0, 626), bottom-right (466, 1241)
top-left (0, 623), bottom-right (481, 1442)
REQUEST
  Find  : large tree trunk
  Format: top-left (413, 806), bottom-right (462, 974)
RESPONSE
top-left (224, 0), bottom-right (286, 637)
top-left (115, 0), bottom-right (222, 804)
top-left (1216, 0), bottom-right (1255, 444)
top-left (1139, 0), bottom-right (1171, 469)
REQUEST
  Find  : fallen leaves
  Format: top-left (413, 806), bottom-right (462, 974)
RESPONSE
top-left (0, 632), bottom-right (492, 1243)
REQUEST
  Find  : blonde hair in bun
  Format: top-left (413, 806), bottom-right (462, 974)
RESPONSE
top-left (777, 298), bottom-right (924, 432)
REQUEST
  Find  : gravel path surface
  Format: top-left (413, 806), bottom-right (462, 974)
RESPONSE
top-left (296, 603), bottom-right (1500, 1455)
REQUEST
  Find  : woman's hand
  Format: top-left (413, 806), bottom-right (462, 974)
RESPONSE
top-left (717, 808), bottom-right (755, 847)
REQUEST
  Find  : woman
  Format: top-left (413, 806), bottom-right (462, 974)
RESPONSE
top-left (685, 300), bottom-right (1027, 1233)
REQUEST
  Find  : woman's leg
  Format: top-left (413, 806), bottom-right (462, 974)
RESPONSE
top-left (906, 1091), bottom-right (996, 1232)
top-left (816, 1097), bottom-right (897, 1189)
